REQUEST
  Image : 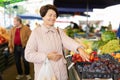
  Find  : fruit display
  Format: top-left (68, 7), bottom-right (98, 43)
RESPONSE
top-left (90, 30), bottom-right (119, 54)
top-left (64, 27), bottom-right (85, 38)
top-left (101, 31), bottom-right (116, 41)
top-left (72, 54), bottom-right (83, 63)
top-left (99, 39), bottom-right (120, 54)
top-left (89, 51), bottom-right (99, 62)
top-left (64, 27), bottom-right (74, 38)
top-left (111, 53), bottom-right (120, 62)
top-left (74, 38), bottom-right (93, 54)
top-left (0, 35), bottom-right (7, 45)
top-left (92, 40), bottom-right (107, 51)
top-left (65, 28), bottom-right (120, 79)
top-left (72, 51), bottom-right (99, 63)
top-left (75, 54), bottom-right (120, 79)
top-left (0, 27), bottom-right (9, 45)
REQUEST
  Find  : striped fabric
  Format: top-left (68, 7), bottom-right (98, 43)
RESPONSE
top-left (25, 24), bottom-right (80, 80)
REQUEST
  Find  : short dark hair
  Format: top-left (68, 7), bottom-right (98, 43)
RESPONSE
top-left (40, 4), bottom-right (59, 18)
top-left (14, 16), bottom-right (22, 23)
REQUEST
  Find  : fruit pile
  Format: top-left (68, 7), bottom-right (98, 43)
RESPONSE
top-left (99, 39), bottom-right (120, 54)
top-left (111, 52), bottom-right (120, 62)
top-left (101, 31), bottom-right (116, 42)
top-left (75, 54), bottom-right (120, 79)
top-left (74, 38), bottom-right (93, 54)
top-left (72, 54), bottom-right (83, 63)
top-left (72, 51), bottom-right (99, 63)
top-left (0, 35), bottom-right (7, 45)
top-left (0, 27), bottom-right (9, 45)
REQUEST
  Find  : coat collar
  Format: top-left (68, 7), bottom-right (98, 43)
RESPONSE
top-left (41, 24), bottom-right (56, 33)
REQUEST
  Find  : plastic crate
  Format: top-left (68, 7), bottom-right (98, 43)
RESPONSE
top-left (74, 33), bottom-right (86, 38)
top-left (113, 74), bottom-right (120, 80)
top-left (82, 72), bottom-right (112, 79)
top-left (75, 62), bottom-right (114, 80)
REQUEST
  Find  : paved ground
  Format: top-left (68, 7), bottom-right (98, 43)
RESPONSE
top-left (2, 63), bottom-right (34, 80)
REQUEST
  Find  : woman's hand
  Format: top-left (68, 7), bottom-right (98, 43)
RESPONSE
top-left (47, 52), bottom-right (63, 61)
top-left (77, 48), bottom-right (90, 61)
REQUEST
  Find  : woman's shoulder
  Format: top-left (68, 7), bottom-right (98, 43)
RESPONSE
top-left (33, 25), bottom-right (41, 31)
top-left (57, 27), bottom-right (64, 32)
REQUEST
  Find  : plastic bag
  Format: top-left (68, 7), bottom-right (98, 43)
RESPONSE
top-left (37, 58), bottom-right (57, 80)
top-left (3, 47), bottom-right (9, 57)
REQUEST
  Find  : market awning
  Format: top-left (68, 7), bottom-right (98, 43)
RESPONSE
top-left (54, 0), bottom-right (120, 14)
top-left (17, 14), bottom-right (42, 20)
top-left (0, 0), bottom-right (25, 7)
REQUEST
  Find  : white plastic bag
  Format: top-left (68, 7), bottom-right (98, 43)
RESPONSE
top-left (37, 58), bottom-right (57, 80)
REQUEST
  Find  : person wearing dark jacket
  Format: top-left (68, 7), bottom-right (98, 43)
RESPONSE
top-left (9, 16), bottom-right (31, 80)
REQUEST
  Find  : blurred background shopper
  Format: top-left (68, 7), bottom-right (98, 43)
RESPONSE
top-left (9, 16), bottom-right (31, 80)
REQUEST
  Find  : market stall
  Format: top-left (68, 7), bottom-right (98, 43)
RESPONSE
top-left (0, 27), bottom-right (14, 72)
top-left (65, 27), bottom-right (120, 80)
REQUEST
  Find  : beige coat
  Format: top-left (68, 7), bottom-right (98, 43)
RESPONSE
top-left (9, 24), bottom-right (31, 53)
top-left (25, 25), bottom-right (80, 80)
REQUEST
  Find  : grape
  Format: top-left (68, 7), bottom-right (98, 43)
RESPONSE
top-left (76, 53), bottom-right (120, 79)
top-left (99, 40), bottom-right (120, 53)
top-left (77, 65), bottom-right (83, 72)
top-left (95, 69), bottom-right (101, 73)
top-left (89, 69), bottom-right (95, 72)
top-left (114, 69), bottom-right (119, 74)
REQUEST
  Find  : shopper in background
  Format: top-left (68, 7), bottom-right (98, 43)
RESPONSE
top-left (116, 24), bottom-right (120, 39)
top-left (70, 21), bottom-right (79, 29)
top-left (8, 16), bottom-right (31, 80)
top-left (25, 4), bottom-right (89, 80)
top-left (26, 24), bottom-right (30, 28)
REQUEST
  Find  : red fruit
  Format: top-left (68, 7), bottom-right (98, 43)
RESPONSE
top-left (93, 57), bottom-right (99, 61)
top-left (91, 51), bottom-right (97, 54)
top-left (90, 54), bottom-right (94, 62)
top-left (89, 51), bottom-right (100, 62)
top-left (0, 40), bottom-right (2, 45)
top-left (72, 54), bottom-right (83, 63)
top-left (111, 53), bottom-right (115, 56)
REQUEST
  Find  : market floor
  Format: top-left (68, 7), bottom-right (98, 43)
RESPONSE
top-left (2, 63), bottom-right (34, 80)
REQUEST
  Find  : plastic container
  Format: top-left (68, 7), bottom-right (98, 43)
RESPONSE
top-left (75, 62), bottom-right (114, 80)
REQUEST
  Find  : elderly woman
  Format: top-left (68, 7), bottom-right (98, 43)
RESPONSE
top-left (25, 4), bottom-right (89, 80)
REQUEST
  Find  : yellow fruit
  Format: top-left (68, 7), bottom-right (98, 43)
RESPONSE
top-left (85, 48), bottom-right (93, 54)
top-left (115, 53), bottom-right (120, 58)
top-left (70, 51), bottom-right (75, 55)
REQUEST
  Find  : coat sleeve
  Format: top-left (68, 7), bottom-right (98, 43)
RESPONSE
top-left (26, 27), bottom-right (31, 38)
top-left (8, 29), bottom-right (12, 48)
top-left (8, 28), bottom-right (14, 53)
top-left (25, 30), bottom-right (46, 64)
top-left (59, 28), bottom-right (82, 53)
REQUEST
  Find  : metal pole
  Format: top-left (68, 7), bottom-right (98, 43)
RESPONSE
top-left (4, 2), bottom-right (6, 27)
top-left (86, 0), bottom-right (89, 38)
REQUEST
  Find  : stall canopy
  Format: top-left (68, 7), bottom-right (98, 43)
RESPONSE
top-left (0, 0), bottom-right (25, 7)
top-left (54, 0), bottom-right (120, 14)
top-left (17, 14), bottom-right (42, 20)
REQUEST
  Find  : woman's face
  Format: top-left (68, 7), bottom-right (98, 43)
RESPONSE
top-left (43, 9), bottom-right (57, 26)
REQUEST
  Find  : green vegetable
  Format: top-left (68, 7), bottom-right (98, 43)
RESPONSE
top-left (92, 40), bottom-right (107, 51)
top-left (99, 39), bottom-right (120, 54)
top-left (101, 31), bottom-right (116, 41)
top-left (65, 28), bottom-right (74, 38)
